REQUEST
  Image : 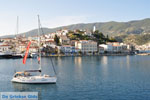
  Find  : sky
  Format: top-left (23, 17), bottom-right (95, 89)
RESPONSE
top-left (0, 0), bottom-right (150, 36)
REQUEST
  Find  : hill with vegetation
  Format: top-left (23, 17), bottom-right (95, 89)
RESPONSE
top-left (1, 18), bottom-right (150, 45)
top-left (1, 18), bottom-right (149, 38)
top-left (115, 33), bottom-right (150, 45)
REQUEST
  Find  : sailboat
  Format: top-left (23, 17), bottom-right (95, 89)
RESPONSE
top-left (11, 15), bottom-right (57, 84)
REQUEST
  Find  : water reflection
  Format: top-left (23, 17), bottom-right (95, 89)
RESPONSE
top-left (126, 55), bottom-right (130, 70)
top-left (12, 83), bottom-right (57, 100)
top-left (101, 56), bottom-right (108, 77)
top-left (74, 57), bottom-right (82, 67)
top-left (12, 83), bottom-right (57, 91)
top-left (57, 57), bottom-right (63, 67)
top-left (102, 56), bottom-right (108, 65)
top-left (1, 56), bottom-right (150, 100)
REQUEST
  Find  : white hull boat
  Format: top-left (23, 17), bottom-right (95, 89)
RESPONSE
top-left (12, 75), bottom-right (57, 84)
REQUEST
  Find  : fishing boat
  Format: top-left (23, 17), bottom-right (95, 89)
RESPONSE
top-left (11, 15), bottom-right (57, 84)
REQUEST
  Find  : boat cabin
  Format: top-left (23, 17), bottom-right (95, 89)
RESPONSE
top-left (14, 72), bottom-right (30, 77)
top-left (14, 70), bottom-right (41, 77)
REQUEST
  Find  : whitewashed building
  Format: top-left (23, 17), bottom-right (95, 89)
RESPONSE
top-left (0, 44), bottom-right (12, 52)
top-left (29, 46), bottom-right (38, 53)
top-left (45, 40), bottom-right (55, 46)
top-left (59, 45), bottom-right (76, 53)
top-left (99, 42), bottom-right (132, 53)
top-left (59, 36), bottom-right (70, 45)
top-left (99, 44), bottom-right (113, 52)
top-left (45, 33), bottom-right (56, 39)
top-left (75, 40), bottom-right (97, 53)
top-left (98, 45), bottom-right (105, 53)
top-left (56, 29), bottom-right (68, 36)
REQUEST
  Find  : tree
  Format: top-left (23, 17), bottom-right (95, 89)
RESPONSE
top-left (69, 34), bottom-right (77, 40)
top-left (76, 29), bottom-right (84, 34)
top-left (93, 30), bottom-right (106, 44)
top-left (54, 35), bottom-right (60, 45)
top-left (78, 51), bottom-right (82, 55)
top-left (109, 37), bottom-right (117, 42)
top-left (106, 35), bottom-right (109, 40)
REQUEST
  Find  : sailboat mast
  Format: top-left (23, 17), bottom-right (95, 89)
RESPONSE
top-left (14, 16), bottom-right (19, 53)
top-left (16, 16), bottom-right (19, 36)
top-left (37, 15), bottom-right (42, 74)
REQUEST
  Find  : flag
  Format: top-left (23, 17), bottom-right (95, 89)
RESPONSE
top-left (23, 41), bottom-right (31, 64)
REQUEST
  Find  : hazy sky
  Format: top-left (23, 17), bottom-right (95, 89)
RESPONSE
top-left (0, 0), bottom-right (150, 36)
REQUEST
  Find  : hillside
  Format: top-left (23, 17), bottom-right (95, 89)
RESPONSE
top-left (1, 18), bottom-right (150, 38)
top-left (115, 33), bottom-right (150, 45)
top-left (1, 18), bottom-right (150, 45)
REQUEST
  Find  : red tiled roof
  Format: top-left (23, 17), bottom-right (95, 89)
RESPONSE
top-left (0, 45), bottom-right (11, 46)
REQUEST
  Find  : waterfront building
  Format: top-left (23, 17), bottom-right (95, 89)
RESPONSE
top-left (17, 44), bottom-right (26, 53)
top-left (99, 44), bottom-right (113, 53)
top-left (75, 40), bottom-right (97, 53)
top-left (58, 45), bottom-right (76, 54)
top-left (112, 43), bottom-right (122, 53)
top-left (29, 46), bottom-right (39, 53)
top-left (127, 45), bottom-right (135, 51)
top-left (99, 42), bottom-right (134, 53)
top-left (120, 43), bottom-right (129, 53)
top-left (98, 45), bottom-right (105, 54)
top-left (0, 44), bottom-right (12, 52)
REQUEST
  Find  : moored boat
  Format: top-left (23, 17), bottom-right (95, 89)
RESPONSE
top-left (12, 53), bottom-right (24, 58)
top-left (11, 70), bottom-right (57, 84)
top-left (11, 15), bottom-right (57, 84)
top-left (0, 52), bottom-right (13, 59)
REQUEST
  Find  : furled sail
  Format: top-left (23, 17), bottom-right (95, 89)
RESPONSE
top-left (23, 41), bottom-right (31, 64)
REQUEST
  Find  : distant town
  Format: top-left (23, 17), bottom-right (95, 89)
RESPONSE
top-left (0, 27), bottom-right (150, 57)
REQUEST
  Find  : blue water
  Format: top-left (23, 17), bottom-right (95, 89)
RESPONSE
top-left (0, 55), bottom-right (150, 100)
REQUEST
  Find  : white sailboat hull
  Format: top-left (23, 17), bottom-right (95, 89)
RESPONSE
top-left (11, 76), bottom-right (57, 84)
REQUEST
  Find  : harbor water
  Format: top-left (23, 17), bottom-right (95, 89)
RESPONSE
top-left (0, 55), bottom-right (150, 100)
